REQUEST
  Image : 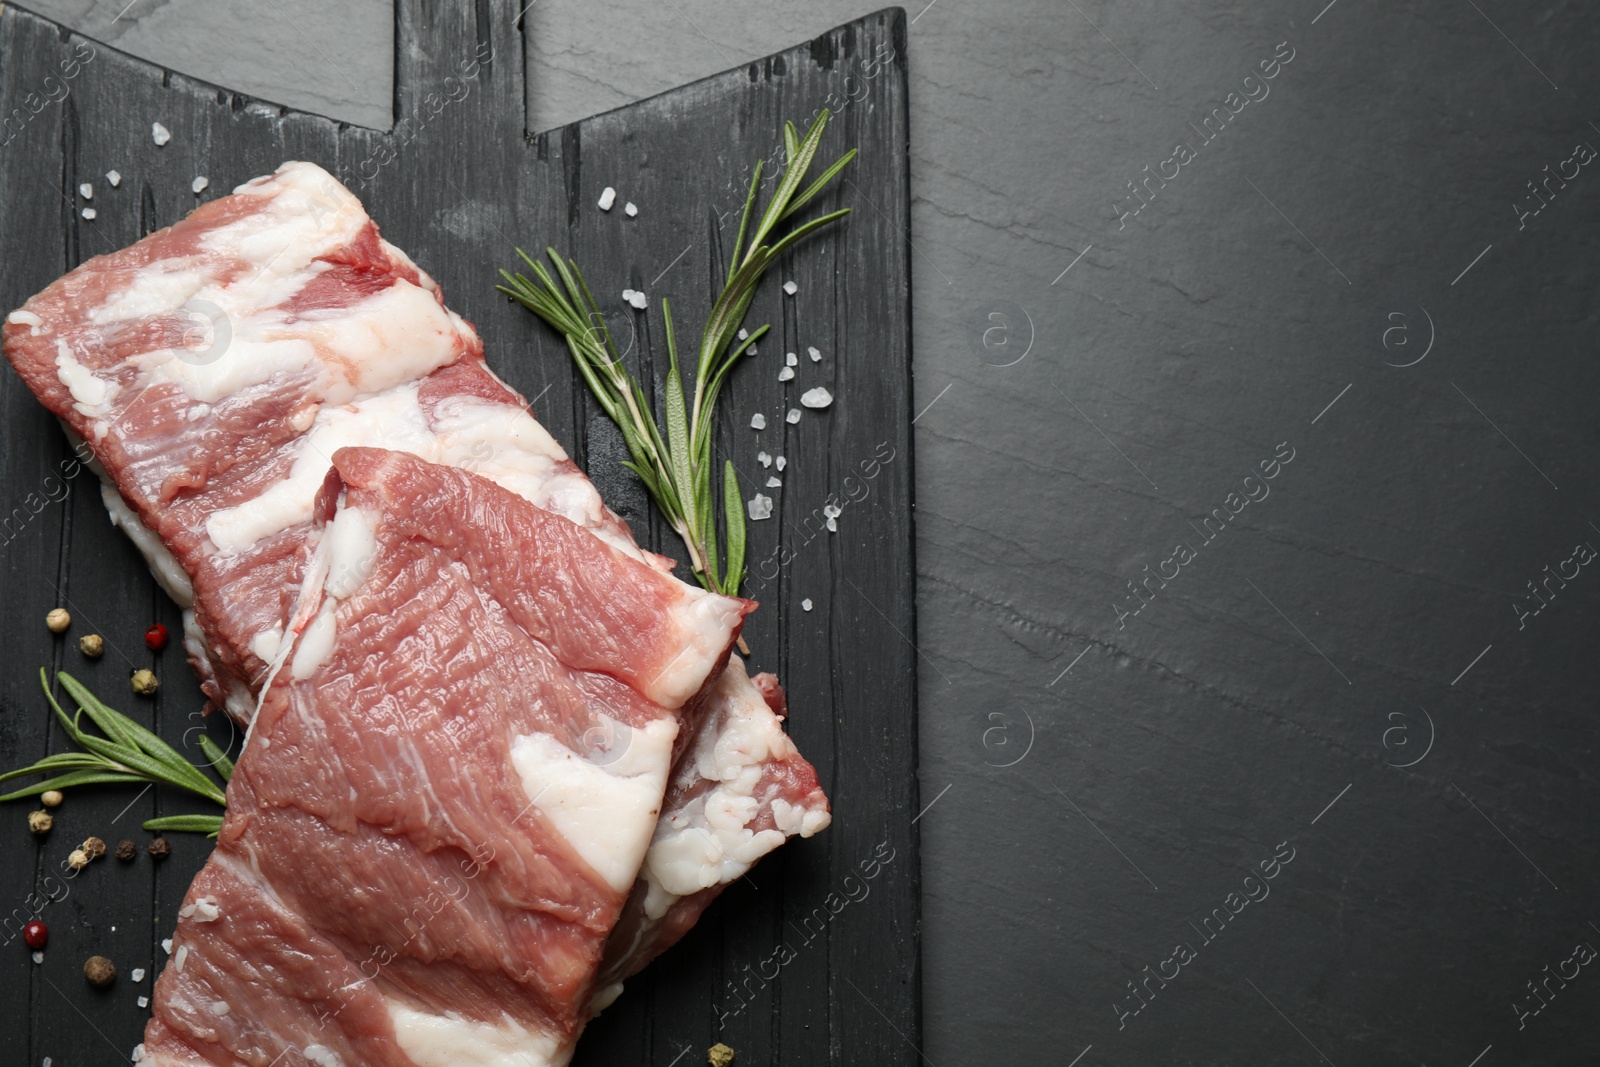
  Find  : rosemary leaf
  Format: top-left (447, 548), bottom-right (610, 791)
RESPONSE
top-left (143, 814), bottom-right (224, 838)
top-left (198, 734), bottom-right (234, 783)
top-left (0, 770), bottom-right (149, 803)
top-left (784, 149), bottom-right (859, 221)
top-left (723, 459), bottom-right (746, 593)
top-left (728, 161), bottom-right (764, 286)
top-left (0, 752), bottom-right (107, 786)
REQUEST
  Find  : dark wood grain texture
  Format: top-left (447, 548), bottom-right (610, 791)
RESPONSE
top-left (0, 4), bottom-right (916, 1065)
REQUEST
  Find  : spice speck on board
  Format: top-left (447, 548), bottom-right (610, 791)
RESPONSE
top-left (67, 849), bottom-right (89, 871)
top-left (46, 608), bottom-right (70, 633)
top-left (28, 810), bottom-right (52, 834)
top-left (84, 955), bottom-right (116, 987)
top-left (131, 669), bottom-right (158, 696)
top-left (144, 623), bottom-right (169, 652)
top-left (83, 836), bottom-right (107, 860)
top-left (22, 921), bottom-right (47, 949)
top-left (79, 633), bottom-right (104, 658)
top-left (708, 1043), bottom-right (736, 1067)
top-left (41, 790), bottom-right (63, 808)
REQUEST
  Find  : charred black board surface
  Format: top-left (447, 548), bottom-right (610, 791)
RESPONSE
top-left (0, 4), bottom-right (916, 1064)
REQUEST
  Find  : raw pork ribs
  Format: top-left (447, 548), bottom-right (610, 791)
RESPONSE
top-left (3, 161), bottom-right (828, 1065)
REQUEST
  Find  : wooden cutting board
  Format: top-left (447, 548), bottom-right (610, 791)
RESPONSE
top-left (0, 4), bottom-right (917, 1064)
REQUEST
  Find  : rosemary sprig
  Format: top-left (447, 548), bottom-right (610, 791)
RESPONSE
top-left (498, 110), bottom-right (856, 596)
top-left (0, 669), bottom-right (229, 835)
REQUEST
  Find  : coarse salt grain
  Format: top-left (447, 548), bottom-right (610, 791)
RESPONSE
top-left (826, 517), bottom-right (838, 532)
top-left (750, 413), bottom-right (766, 430)
top-left (624, 201), bottom-right (638, 217)
top-left (785, 408), bottom-right (801, 424)
top-left (598, 186), bottom-right (616, 210)
top-left (192, 176), bottom-right (208, 194)
top-left (758, 451), bottom-right (772, 467)
top-left (801, 598), bottom-right (813, 611)
top-left (81, 207), bottom-right (96, 220)
top-left (778, 366), bottom-right (795, 382)
top-left (766, 476), bottom-right (782, 488)
top-left (823, 503), bottom-right (842, 519)
top-left (151, 122), bottom-right (171, 146)
top-left (162, 938), bottom-right (173, 954)
top-left (137, 995), bottom-right (149, 1008)
top-left (801, 387), bottom-right (833, 409)
top-left (131, 968), bottom-right (146, 982)
top-left (106, 169), bottom-right (121, 187)
top-left (737, 328), bottom-right (748, 340)
top-left (181, 896), bottom-right (221, 923)
top-left (78, 182), bottom-right (92, 199)
top-left (807, 345), bottom-right (821, 362)
top-left (775, 455), bottom-right (787, 471)
top-left (174, 944), bottom-right (188, 972)
top-left (210, 1000), bottom-right (231, 1016)
top-left (786, 351), bottom-right (798, 367)
top-left (31, 951), bottom-right (43, 964)
top-left (621, 289), bottom-right (648, 310)
top-left (747, 493), bottom-right (773, 521)
top-left (782, 280), bottom-right (798, 295)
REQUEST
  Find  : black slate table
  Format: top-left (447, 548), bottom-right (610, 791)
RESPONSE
top-left (3, 0), bottom-right (1600, 1065)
